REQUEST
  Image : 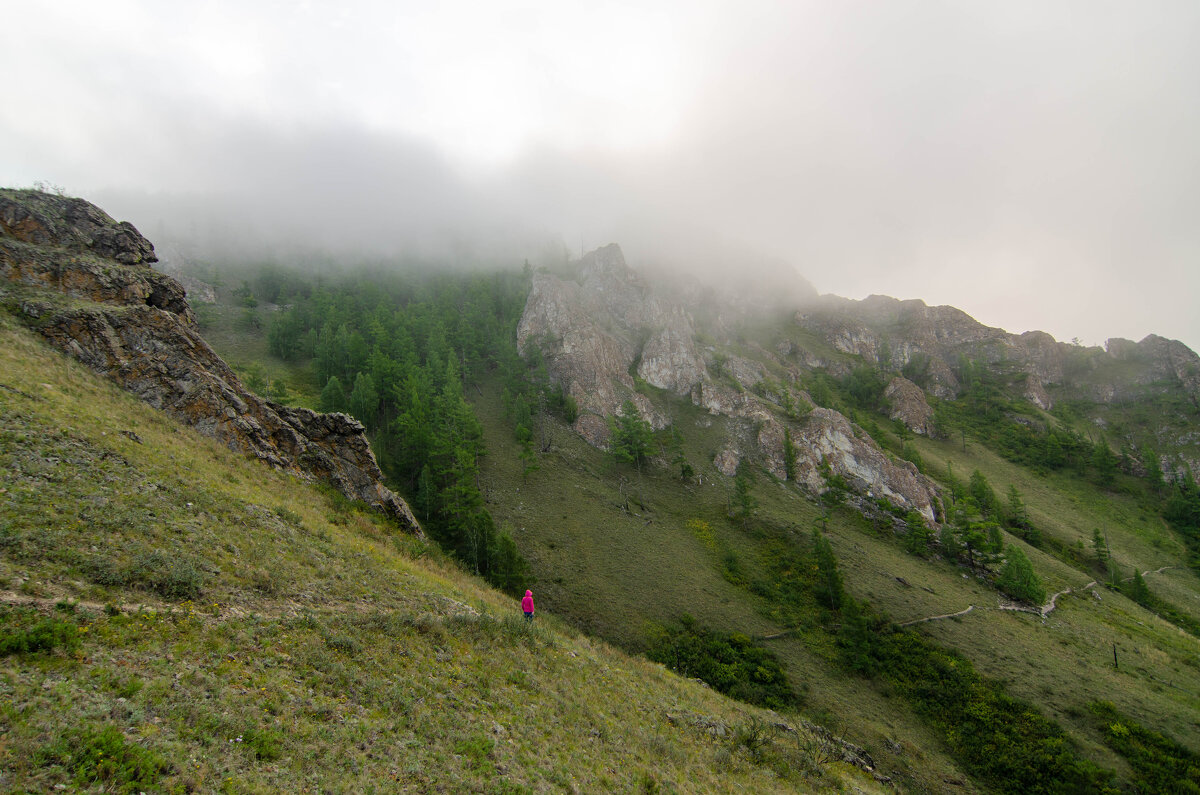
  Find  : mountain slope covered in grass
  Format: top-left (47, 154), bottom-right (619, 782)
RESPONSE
top-left (223, 255), bottom-right (1200, 793)
top-left (0, 313), bottom-right (885, 793)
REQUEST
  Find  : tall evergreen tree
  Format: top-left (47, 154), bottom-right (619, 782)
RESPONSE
top-left (319, 376), bottom-right (348, 414)
top-left (812, 530), bottom-right (845, 611)
top-left (732, 467), bottom-right (756, 527)
top-left (609, 400), bottom-right (654, 470)
top-left (783, 427), bottom-right (799, 482)
top-left (348, 372), bottom-right (380, 431)
top-left (996, 546), bottom-right (1046, 605)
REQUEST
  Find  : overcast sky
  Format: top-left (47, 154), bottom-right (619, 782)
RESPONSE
top-left (4, 1), bottom-right (1198, 350)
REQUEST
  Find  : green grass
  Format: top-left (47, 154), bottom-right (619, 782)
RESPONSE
top-left (471, 371), bottom-right (1200, 791)
top-left (0, 312), bottom-right (887, 793)
top-left (192, 271), bottom-right (1200, 791)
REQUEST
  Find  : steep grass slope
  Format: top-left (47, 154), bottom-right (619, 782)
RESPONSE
top-left (470, 376), bottom-right (1200, 791)
top-left (0, 314), bottom-right (883, 793)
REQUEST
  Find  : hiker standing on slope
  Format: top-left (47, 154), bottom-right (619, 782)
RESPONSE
top-left (522, 590), bottom-right (535, 624)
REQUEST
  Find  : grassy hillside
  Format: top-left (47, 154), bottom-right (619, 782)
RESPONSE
top-left (189, 264), bottom-right (1200, 792)
top-left (0, 313), bottom-right (886, 793)
top-left (472, 375), bottom-right (1200, 789)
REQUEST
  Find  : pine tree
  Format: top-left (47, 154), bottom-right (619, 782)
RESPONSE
top-left (1005, 485), bottom-right (1029, 528)
top-left (902, 511), bottom-right (932, 556)
top-left (1144, 452), bottom-right (1165, 494)
top-left (812, 530), bottom-right (845, 611)
top-left (838, 597), bottom-right (875, 674)
top-left (731, 468), bottom-right (756, 526)
top-left (415, 464), bottom-right (435, 520)
top-left (1092, 441), bottom-right (1119, 487)
top-left (608, 400), bottom-right (654, 470)
top-left (319, 376), bottom-right (348, 414)
top-left (1125, 569), bottom-right (1152, 605)
top-left (996, 546), bottom-right (1046, 605)
top-left (940, 524), bottom-right (963, 563)
top-left (969, 470), bottom-right (998, 517)
top-left (1092, 528), bottom-right (1109, 567)
top-left (348, 372), bottom-right (380, 430)
top-left (783, 427), bottom-right (798, 482)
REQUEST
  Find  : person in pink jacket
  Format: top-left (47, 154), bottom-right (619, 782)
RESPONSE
top-left (521, 590), bottom-right (535, 624)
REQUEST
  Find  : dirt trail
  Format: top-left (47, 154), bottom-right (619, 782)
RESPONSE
top-left (898, 605), bottom-right (974, 627)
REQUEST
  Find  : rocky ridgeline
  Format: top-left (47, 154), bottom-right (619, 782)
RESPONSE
top-left (797, 293), bottom-right (1200, 409)
top-left (518, 244), bottom-right (944, 522)
top-left (0, 189), bottom-right (420, 534)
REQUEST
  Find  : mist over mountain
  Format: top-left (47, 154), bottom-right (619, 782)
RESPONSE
top-left (7, 2), bottom-right (1198, 351)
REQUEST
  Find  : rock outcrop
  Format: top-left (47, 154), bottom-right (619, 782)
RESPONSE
top-left (797, 293), bottom-right (1200, 407)
top-left (517, 245), bottom-right (678, 442)
top-left (884, 376), bottom-right (934, 436)
top-left (0, 189), bottom-right (420, 534)
top-left (519, 245), bottom-right (944, 520)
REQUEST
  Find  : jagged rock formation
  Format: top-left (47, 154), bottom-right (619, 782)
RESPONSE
top-left (797, 293), bottom-right (1200, 408)
top-left (884, 376), bottom-right (934, 436)
top-left (519, 245), bottom-right (943, 521)
top-left (0, 189), bottom-right (420, 534)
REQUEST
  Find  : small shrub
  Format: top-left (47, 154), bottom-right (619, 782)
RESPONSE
top-left (250, 567), bottom-right (280, 595)
top-left (325, 633), bottom-right (360, 655)
top-left (36, 724), bottom-right (170, 793)
top-left (274, 505), bottom-right (303, 526)
top-left (0, 610), bottom-right (80, 657)
top-left (129, 550), bottom-right (204, 600)
top-left (243, 727), bottom-right (284, 761)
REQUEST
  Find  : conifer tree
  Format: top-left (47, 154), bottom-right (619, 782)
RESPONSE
top-left (783, 427), bottom-right (798, 482)
top-left (1092, 528), bottom-right (1109, 567)
top-left (1126, 569), bottom-right (1152, 605)
top-left (731, 468), bottom-right (756, 527)
top-left (1005, 485), bottom-right (1029, 528)
top-left (609, 400), bottom-right (654, 470)
top-left (996, 546), bottom-right (1046, 605)
top-left (319, 375), bottom-right (348, 414)
top-left (348, 372), bottom-right (380, 429)
top-left (812, 530), bottom-right (845, 611)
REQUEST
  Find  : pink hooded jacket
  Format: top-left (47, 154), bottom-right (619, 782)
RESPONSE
top-left (521, 590), bottom-right (535, 614)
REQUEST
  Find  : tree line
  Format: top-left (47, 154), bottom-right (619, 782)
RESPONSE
top-left (266, 266), bottom-right (535, 594)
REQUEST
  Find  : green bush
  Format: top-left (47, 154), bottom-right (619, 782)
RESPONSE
top-left (647, 616), bottom-right (800, 711)
top-left (36, 725), bottom-right (170, 793)
top-left (0, 609), bottom-right (80, 657)
top-left (128, 550), bottom-right (204, 599)
top-left (83, 550), bottom-right (205, 599)
top-left (1089, 701), bottom-right (1200, 793)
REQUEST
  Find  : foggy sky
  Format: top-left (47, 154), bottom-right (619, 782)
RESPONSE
top-left (4, 2), bottom-right (1198, 351)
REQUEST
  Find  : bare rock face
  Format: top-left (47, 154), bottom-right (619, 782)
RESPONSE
top-left (1024, 375), bottom-right (1053, 411)
top-left (637, 310), bottom-right (707, 394)
top-left (520, 244), bottom-right (945, 521)
top-left (797, 292), bottom-right (1200, 409)
top-left (795, 409), bottom-right (940, 523)
top-left (1133, 335), bottom-right (1200, 406)
top-left (1, 189), bottom-right (157, 265)
top-left (0, 189), bottom-right (420, 534)
top-left (884, 376), bottom-right (934, 436)
top-left (517, 246), bottom-right (682, 440)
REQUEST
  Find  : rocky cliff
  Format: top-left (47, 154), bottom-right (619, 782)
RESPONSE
top-left (0, 189), bottom-right (420, 534)
top-left (519, 245), bottom-right (944, 522)
top-left (797, 293), bottom-right (1200, 409)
